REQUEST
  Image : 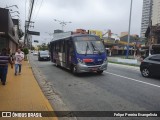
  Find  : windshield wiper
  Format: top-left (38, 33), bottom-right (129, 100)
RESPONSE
top-left (85, 42), bottom-right (89, 56)
top-left (91, 42), bottom-right (101, 55)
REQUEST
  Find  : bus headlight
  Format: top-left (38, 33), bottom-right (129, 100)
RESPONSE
top-left (77, 58), bottom-right (85, 65)
top-left (103, 58), bottom-right (108, 64)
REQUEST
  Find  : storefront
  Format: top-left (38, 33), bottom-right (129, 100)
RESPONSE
top-left (0, 8), bottom-right (19, 54)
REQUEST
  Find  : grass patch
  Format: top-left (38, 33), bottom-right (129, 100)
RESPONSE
top-left (108, 61), bottom-right (140, 67)
top-left (119, 57), bottom-right (135, 59)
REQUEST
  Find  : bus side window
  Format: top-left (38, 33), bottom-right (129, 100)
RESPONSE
top-left (62, 40), bottom-right (65, 53)
top-left (63, 40), bottom-right (66, 53)
top-left (60, 40), bottom-right (64, 53)
top-left (69, 40), bottom-right (74, 56)
top-left (56, 42), bottom-right (59, 53)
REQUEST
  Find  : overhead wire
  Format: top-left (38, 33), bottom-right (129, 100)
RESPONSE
top-left (25, 0), bottom-right (27, 21)
top-left (33, 0), bottom-right (44, 21)
top-left (32, 0), bottom-right (39, 19)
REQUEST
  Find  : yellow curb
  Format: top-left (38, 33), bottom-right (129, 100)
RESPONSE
top-left (0, 61), bottom-right (58, 120)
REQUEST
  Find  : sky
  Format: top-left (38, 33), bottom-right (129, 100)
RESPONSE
top-left (0, 0), bottom-right (143, 44)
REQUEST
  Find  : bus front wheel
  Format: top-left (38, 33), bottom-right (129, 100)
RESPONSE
top-left (71, 65), bottom-right (78, 75)
top-left (97, 70), bottom-right (103, 74)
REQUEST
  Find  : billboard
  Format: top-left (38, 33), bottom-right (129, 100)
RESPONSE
top-left (88, 30), bottom-right (103, 39)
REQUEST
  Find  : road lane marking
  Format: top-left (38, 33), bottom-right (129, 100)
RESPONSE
top-left (104, 71), bottom-right (160, 88)
top-left (108, 63), bottom-right (140, 71)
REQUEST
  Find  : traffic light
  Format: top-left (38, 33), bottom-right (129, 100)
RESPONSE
top-left (34, 40), bottom-right (39, 43)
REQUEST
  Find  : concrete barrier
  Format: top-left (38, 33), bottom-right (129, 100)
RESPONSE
top-left (117, 58), bottom-right (138, 64)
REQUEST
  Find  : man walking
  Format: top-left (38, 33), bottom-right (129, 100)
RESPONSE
top-left (14, 49), bottom-right (24, 75)
top-left (0, 48), bottom-right (13, 85)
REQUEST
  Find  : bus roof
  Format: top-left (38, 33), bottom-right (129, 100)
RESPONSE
top-left (50, 34), bottom-right (99, 43)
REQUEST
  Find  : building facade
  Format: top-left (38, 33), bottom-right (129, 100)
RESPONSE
top-left (0, 8), bottom-right (19, 54)
top-left (152, 0), bottom-right (160, 25)
top-left (141, 0), bottom-right (152, 37)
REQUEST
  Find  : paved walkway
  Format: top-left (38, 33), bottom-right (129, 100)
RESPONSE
top-left (108, 56), bottom-right (141, 66)
top-left (0, 61), bottom-right (58, 120)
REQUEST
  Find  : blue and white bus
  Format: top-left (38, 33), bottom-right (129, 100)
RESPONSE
top-left (50, 34), bottom-right (108, 74)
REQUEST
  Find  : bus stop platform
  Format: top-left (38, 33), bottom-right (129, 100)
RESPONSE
top-left (0, 61), bottom-right (58, 120)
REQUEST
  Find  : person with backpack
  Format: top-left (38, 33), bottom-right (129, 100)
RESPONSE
top-left (0, 48), bottom-right (13, 85)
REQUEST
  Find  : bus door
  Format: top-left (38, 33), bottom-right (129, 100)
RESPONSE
top-left (67, 40), bottom-right (75, 67)
top-left (65, 40), bottom-right (71, 68)
top-left (70, 40), bottom-right (76, 64)
top-left (50, 43), bottom-right (54, 62)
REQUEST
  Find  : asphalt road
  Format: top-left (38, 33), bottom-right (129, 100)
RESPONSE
top-left (30, 55), bottom-right (160, 120)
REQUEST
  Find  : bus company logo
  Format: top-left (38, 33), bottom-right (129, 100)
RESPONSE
top-left (2, 112), bottom-right (11, 117)
top-left (97, 59), bottom-right (102, 61)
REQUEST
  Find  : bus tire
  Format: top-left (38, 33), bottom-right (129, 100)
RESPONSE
top-left (72, 65), bottom-right (78, 75)
top-left (55, 62), bottom-right (59, 67)
top-left (97, 70), bottom-right (103, 74)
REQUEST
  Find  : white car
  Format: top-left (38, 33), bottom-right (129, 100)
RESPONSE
top-left (33, 51), bottom-right (38, 56)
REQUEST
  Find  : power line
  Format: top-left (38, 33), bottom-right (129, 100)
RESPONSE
top-left (24, 0), bottom-right (35, 47)
top-left (34, 0), bottom-right (44, 20)
top-left (25, 0), bottom-right (27, 21)
top-left (32, 0), bottom-right (39, 19)
top-left (28, 0), bottom-right (35, 22)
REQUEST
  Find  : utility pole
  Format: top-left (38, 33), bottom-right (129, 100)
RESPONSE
top-left (148, 0), bottom-right (153, 56)
top-left (126, 0), bottom-right (133, 59)
top-left (25, 21), bottom-right (34, 48)
top-left (24, 0), bottom-right (35, 47)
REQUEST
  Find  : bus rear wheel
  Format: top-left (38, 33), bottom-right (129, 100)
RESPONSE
top-left (55, 62), bottom-right (59, 67)
top-left (97, 70), bottom-right (103, 74)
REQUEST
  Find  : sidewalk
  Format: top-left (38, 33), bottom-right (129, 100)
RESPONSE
top-left (0, 61), bottom-right (58, 120)
top-left (108, 56), bottom-right (141, 66)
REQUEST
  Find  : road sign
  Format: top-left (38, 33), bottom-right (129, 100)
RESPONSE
top-left (27, 30), bottom-right (40, 36)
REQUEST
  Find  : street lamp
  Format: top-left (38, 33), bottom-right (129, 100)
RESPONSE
top-left (126, 0), bottom-right (133, 59)
top-left (45, 32), bottom-right (54, 41)
top-left (10, 11), bottom-right (20, 14)
top-left (54, 19), bottom-right (72, 31)
top-left (5, 5), bottom-right (18, 9)
top-left (11, 15), bottom-right (19, 18)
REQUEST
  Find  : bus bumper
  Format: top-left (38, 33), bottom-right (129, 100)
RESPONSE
top-left (76, 62), bottom-right (108, 73)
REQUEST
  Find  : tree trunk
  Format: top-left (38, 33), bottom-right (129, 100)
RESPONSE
top-left (24, 54), bottom-right (28, 61)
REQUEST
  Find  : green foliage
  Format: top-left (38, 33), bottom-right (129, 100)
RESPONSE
top-left (23, 48), bottom-right (29, 55)
top-left (31, 46), bottom-right (35, 50)
top-left (37, 43), bottom-right (49, 51)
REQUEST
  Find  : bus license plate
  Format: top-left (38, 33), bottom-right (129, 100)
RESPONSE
top-left (91, 68), bottom-right (97, 71)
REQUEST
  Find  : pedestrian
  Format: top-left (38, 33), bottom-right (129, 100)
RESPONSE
top-left (14, 49), bottom-right (24, 75)
top-left (0, 48), bottom-right (13, 85)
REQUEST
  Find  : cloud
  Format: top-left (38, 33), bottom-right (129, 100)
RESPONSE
top-left (0, 0), bottom-right (143, 44)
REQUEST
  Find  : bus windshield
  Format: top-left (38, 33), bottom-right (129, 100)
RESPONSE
top-left (75, 40), bottom-right (105, 54)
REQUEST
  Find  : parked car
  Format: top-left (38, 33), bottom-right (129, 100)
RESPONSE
top-left (140, 54), bottom-right (160, 77)
top-left (38, 51), bottom-right (50, 61)
top-left (33, 51), bottom-right (38, 56)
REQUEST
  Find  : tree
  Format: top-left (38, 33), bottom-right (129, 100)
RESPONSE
top-left (37, 43), bottom-right (49, 51)
top-left (31, 46), bottom-right (35, 50)
top-left (23, 48), bottom-right (29, 55)
top-left (23, 48), bottom-right (29, 61)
